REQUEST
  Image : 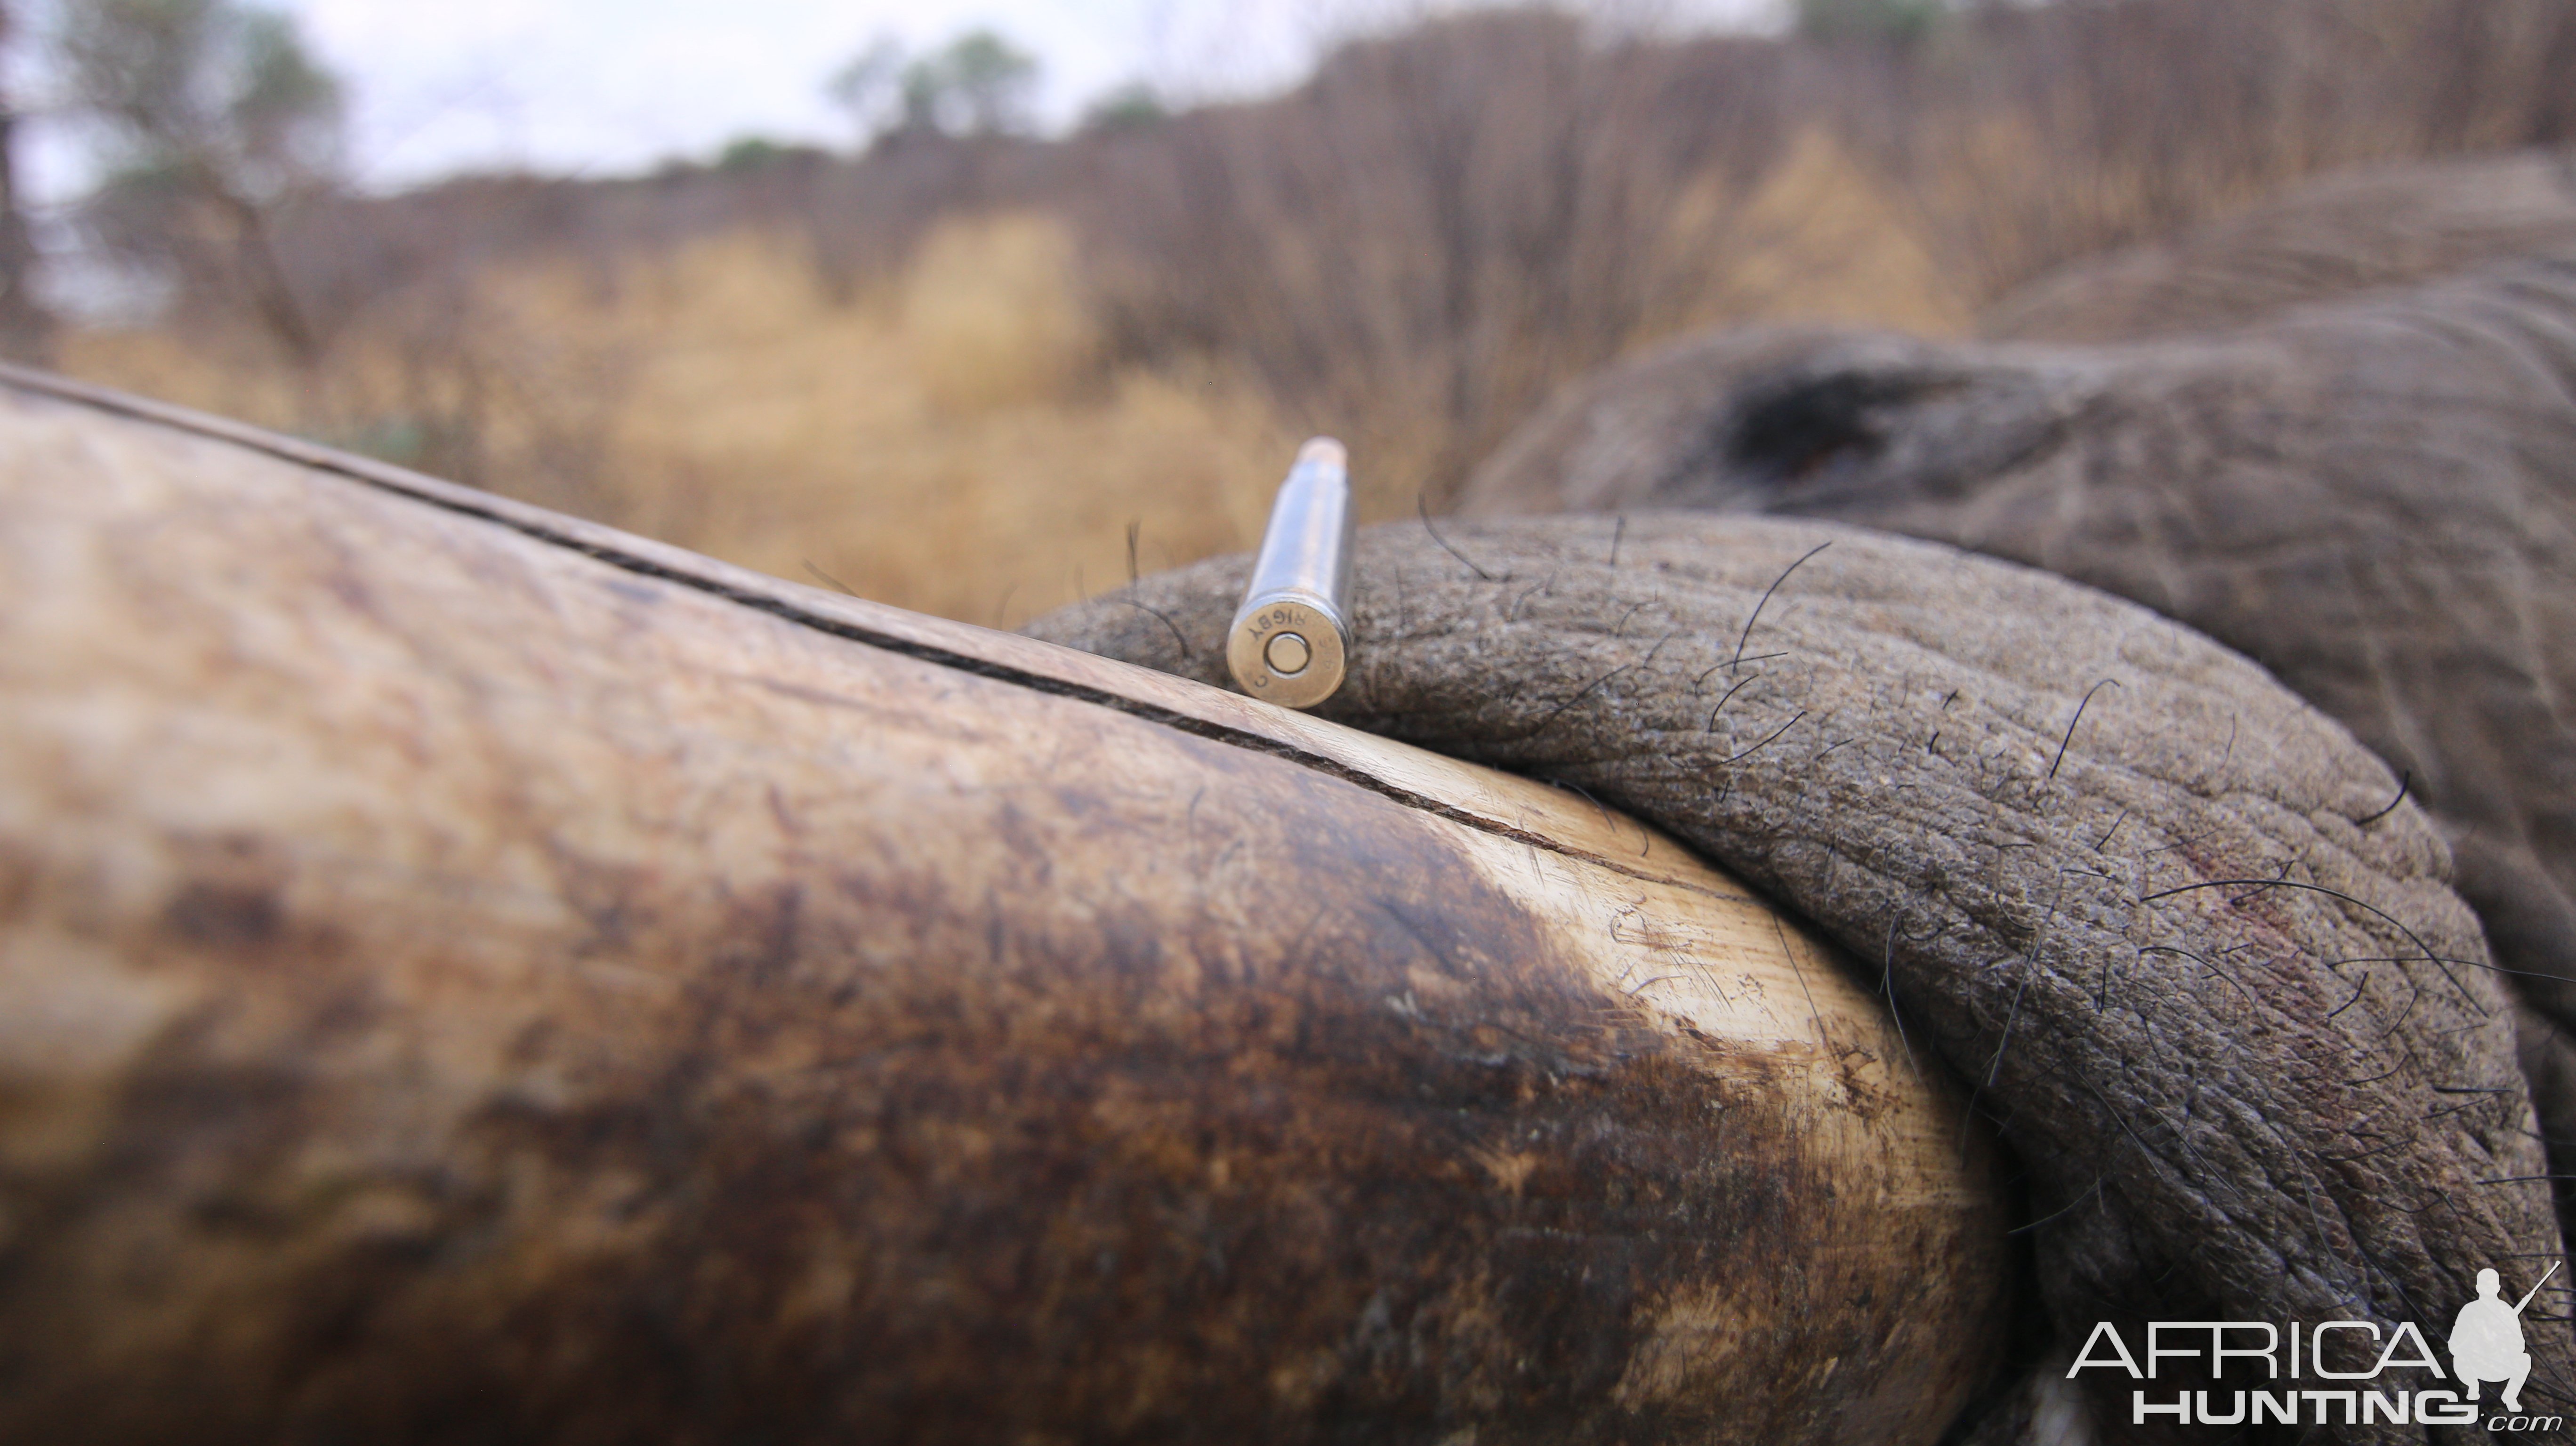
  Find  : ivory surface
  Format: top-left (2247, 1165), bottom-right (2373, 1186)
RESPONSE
top-left (0, 369), bottom-right (2011, 1444)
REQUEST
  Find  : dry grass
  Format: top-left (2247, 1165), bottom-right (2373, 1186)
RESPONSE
top-left (58, 153), bottom-right (1957, 622)
top-left (66, 215), bottom-right (1301, 625)
top-left (1702, 129), bottom-right (1973, 338)
top-left (48, 0), bottom-right (2574, 622)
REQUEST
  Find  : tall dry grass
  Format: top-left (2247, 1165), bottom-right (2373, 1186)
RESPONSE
top-left (66, 213), bottom-right (1300, 625)
top-left (50, 0), bottom-right (2576, 621)
top-left (1849, 0), bottom-right (2576, 298)
top-left (1070, 0), bottom-right (2575, 506)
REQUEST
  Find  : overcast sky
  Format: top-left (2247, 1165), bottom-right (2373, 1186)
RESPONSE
top-left (257, 0), bottom-right (1776, 191)
top-left (12, 0), bottom-right (1779, 202)
top-left (273, 0), bottom-right (1289, 186)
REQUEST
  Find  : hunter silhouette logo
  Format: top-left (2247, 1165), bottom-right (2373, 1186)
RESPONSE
top-left (2453, 1262), bottom-right (2557, 1414)
top-left (2069, 1261), bottom-right (2566, 1431)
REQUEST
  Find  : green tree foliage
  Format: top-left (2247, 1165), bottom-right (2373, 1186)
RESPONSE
top-left (824, 34), bottom-right (905, 141)
top-left (714, 136), bottom-right (826, 172)
top-left (1794, 0), bottom-right (1947, 45)
top-left (0, 0), bottom-right (55, 361)
top-left (918, 31), bottom-right (1038, 135)
top-left (1079, 81), bottom-right (1166, 136)
top-left (61, 0), bottom-right (341, 201)
top-left (55, 0), bottom-right (343, 359)
top-left (826, 28), bottom-right (1040, 142)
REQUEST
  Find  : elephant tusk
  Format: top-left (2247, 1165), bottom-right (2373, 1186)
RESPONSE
top-left (0, 366), bottom-right (2014, 1446)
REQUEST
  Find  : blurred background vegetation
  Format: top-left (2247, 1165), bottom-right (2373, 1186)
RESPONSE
top-left (2, 0), bottom-right (2569, 624)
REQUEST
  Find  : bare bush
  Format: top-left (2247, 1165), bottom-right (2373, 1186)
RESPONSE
top-left (1059, 0), bottom-right (2576, 502)
top-left (1847, 0), bottom-right (2576, 297)
top-left (47, 0), bottom-right (2576, 611)
top-left (1066, 10), bottom-right (1794, 506)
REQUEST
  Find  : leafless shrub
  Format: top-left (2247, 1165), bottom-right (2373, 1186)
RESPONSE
top-left (1064, 9), bottom-right (1795, 506)
top-left (1843, 0), bottom-right (2576, 298)
top-left (1046, 0), bottom-right (2576, 501)
top-left (63, 0), bottom-right (2576, 562)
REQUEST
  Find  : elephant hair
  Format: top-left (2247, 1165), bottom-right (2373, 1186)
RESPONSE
top-left (1460, 198), bottom-right (2576, 1258)
top-left (1035, 153), bottom-right (2576, 1443)
top-left (1029, 517), bottom-right (2566, 1444)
